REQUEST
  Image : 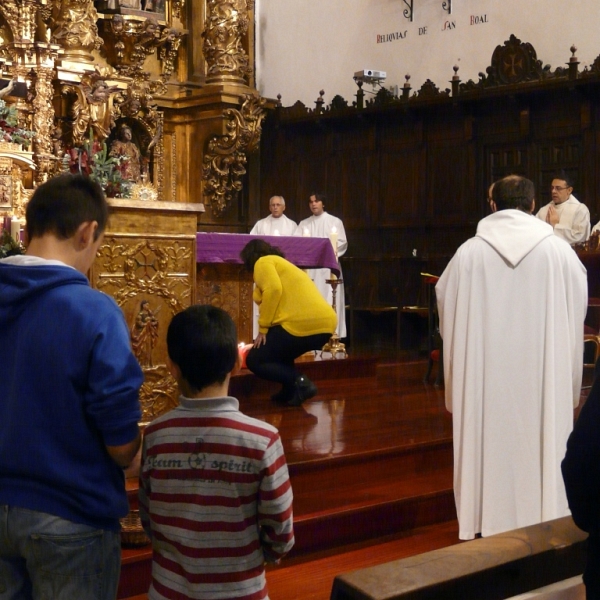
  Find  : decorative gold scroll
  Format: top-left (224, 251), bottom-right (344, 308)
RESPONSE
top-left (202, 93), bottom-right (265, 216)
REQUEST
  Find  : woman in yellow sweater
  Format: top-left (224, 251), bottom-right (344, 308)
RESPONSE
top-left (241, 239), bottom-right (337, 406)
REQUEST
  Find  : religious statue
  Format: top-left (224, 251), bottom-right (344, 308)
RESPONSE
top-left (131, 300), bottom-right (159, 368)
top-left (110, 123), bottom-right (143, 182)
top-left (70, 74), bottom-right (120, 144)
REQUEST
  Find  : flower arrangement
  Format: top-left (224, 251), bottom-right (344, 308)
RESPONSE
top-left (0, 228), bottom-right (24, 258)
top-left (67, 130), bottom-right (132, 199)
top-left (0, 99), bottom-right (35, 148)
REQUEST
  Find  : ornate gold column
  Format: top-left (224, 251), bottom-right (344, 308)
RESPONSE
top-left (30, 46), bottom-right (60, 184)
top-left (0, 1), bottom-right (61, 183)
top-left (186, 0), bottom-right (266, 217)
top-left (202, 0), bottom-right (253, 85)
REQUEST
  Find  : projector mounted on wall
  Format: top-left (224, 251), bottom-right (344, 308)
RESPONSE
top-left (353, 69), bottom-right (387, 84)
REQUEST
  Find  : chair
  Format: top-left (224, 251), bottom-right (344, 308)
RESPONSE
top-left (421, 274), bottom-right (443, 386)
top-left (398, 271), bottom-right (430, 350)
top-left (582, 334), bottom-right (600, 391)
top-left (343, 258), bottom-right (401, 348)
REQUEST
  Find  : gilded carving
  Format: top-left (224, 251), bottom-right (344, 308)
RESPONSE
top-left (93, 235), bottom-right (194, 422)
top-left (64, 71), bottom-right (121, 144)
top-left (202, 0), bottom-right (253, 84)
top-left (202, 93), bottom-right (265, 216)
top-left (51, 0), bottom-right (103, 62)
top-left (100, 14), bottom-right (184, 82)
top-left (30, 65), bottom-right (57, 182)
top-left (157, 27), bottom-right (185, 81)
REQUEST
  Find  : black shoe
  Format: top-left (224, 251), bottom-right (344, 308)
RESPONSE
top-left (287, 375), bottom-right (318, 407)
top-left (271, 387), bottom-right (293, 405)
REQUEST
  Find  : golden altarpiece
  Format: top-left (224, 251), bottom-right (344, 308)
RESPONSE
top-left (0, 0), bottom-right (266, 422)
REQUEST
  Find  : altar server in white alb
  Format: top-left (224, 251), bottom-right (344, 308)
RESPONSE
top-left (295, 192), bottom-right (347, 338)
top-left (250, 195), bottom-right (297, 236)
top-left (436, 174), bottom-right (587, 541)
top-left (536, 172), bottom-right (590, 245)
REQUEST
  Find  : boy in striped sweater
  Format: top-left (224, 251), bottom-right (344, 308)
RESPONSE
top-left (139, 305), bottom-right (295, 600)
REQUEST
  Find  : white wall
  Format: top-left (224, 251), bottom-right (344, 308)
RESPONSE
top-left (255, 0), bottom-right (600, 106)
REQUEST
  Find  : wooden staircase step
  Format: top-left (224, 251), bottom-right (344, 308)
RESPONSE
top-left (288, 440), bottom-right (454, 556)
top-left (229, 356), bottom-right (378, 400)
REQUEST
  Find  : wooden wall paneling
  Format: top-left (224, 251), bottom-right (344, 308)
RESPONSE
top-left (340, 153), bottom-right (378, 228)
top-left (590, 113), bottom-right (600, 224)
top-left (378, 147), bottom-right (425, 225)
top-left (485, 143), bottom-right (529, 181)
top-left (426, 140), bottom-right (474, 223)
top-left (337, 122), bottom-right (378, 228)
top-left (580, 101), bottom-right (596, 223)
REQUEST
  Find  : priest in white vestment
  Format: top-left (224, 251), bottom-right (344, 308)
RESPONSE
top-left (249, 196), bottom-right (297, 338)
top-left (295, 193), bottom-right (347, 338)
top-left (536, 173), bottom-right (590, 245)
top-left (437, 174), bottom-right (587, 541)
top-left (250, 195), bottom-right (297, 236)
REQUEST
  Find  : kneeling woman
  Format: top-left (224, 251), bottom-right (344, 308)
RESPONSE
top-left (241, 239), bottom-right (337, 406)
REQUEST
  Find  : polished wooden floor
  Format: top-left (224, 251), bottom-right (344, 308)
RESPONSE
top-left (122, 334), bottom-right (595, 600)
top-left (121, 342), bottom-right (461, 599)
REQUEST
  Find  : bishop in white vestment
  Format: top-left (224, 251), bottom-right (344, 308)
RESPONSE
top-left (295, 194), bottom-right (347, 338)
top-left (437, 175), bottom-right (587, 540)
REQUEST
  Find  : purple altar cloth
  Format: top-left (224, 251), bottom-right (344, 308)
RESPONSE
top-left (196, 233), bottom-right (340, 276)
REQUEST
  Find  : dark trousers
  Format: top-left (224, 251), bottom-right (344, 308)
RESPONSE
top-left (246, 326), bottom-right (331, 390)
top-left (585, 534), bottom-right (600, 599)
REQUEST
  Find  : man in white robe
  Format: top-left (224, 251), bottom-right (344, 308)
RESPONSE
top-left (436, 174), bottom-right (587, 540)
top-left (250, 196), bottom-right (297, 236)
top-left (295, 193), bottom-right (347, 338)
top-left (250, 196), bottom-right (297, 338)
top-left (536, 173), bottom-right (590, 245)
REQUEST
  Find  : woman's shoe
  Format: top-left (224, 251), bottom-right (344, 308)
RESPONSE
top-left (287, 375), bottom-right (318, 407)
top-left (271, 387), bottom-right (293, 405)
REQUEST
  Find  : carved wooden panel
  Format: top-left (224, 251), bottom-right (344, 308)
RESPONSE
top-left (91, 233), bottom-right (196, 423)
top-left (196, 263), bottom-right (254, 344)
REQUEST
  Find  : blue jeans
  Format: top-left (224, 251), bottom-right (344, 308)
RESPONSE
top-left (0, 505), bottom-right (121, 600)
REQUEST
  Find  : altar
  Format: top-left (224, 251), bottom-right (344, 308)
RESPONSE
top-left (196, 233), bottom-right (340, 343)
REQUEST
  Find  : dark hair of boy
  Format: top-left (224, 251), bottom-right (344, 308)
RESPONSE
top-left (26, 174), bottom-right (109, 241)
top-left (240, 238), bottom-right (285, 272)
top-left (167, 305), bottom-right (238, 392)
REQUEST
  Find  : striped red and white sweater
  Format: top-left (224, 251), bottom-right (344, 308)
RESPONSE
top-left (139, 395), bottom-right (294, 600)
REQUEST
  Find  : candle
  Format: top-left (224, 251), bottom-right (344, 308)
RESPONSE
top-left (11, 217), bottom-right (20, 242)
top-left (303, 227), bottom-right (310, 237)
top-left (329, 226), bottom-right (338, 258)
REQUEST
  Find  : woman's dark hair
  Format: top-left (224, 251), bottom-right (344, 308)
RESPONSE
top-left (240, 239), bottom-right (285, 272)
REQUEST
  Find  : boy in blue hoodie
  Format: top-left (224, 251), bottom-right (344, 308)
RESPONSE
top-left (0, 174), bottom-right (143, 599)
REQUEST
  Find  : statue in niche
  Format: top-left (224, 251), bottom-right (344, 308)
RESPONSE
top-left (109, 123), bottom-right (143, 182)
top-left (131, 300), bottom-right (160, 368)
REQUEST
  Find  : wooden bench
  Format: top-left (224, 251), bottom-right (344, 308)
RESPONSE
top-left (331, 516), bottom-right (587, 600)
